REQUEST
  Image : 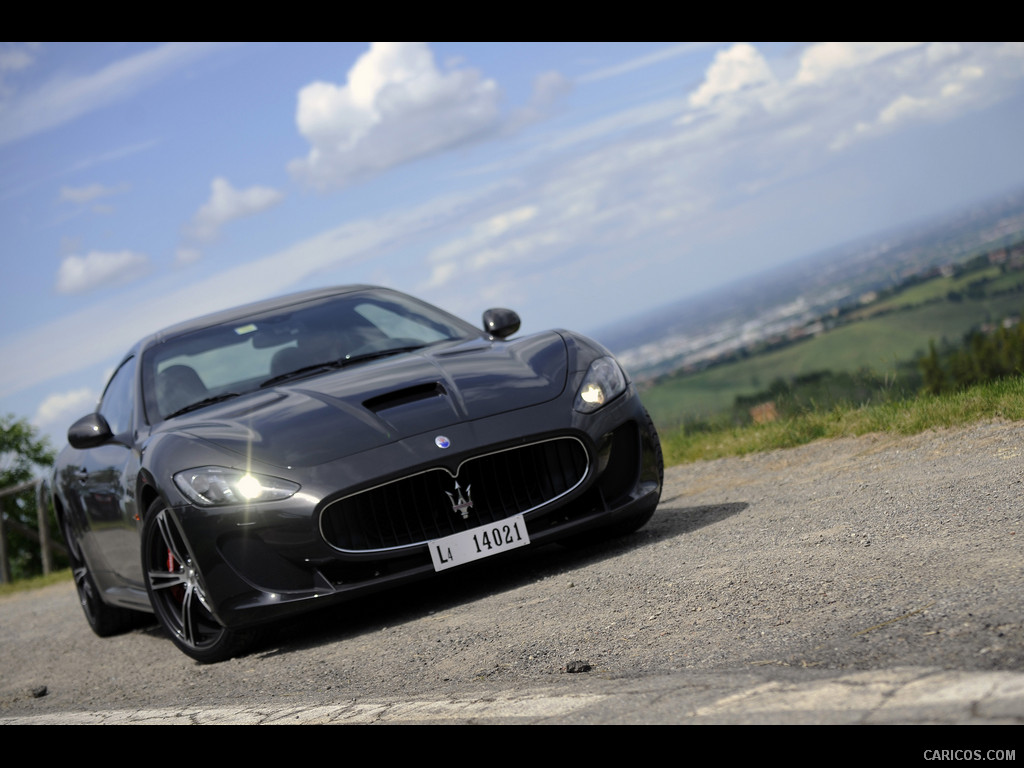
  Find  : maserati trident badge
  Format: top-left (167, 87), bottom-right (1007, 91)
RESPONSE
top-left (435, 435), bottom-right (450, 449)
top-left (446, 481), bottom-right (473, 519)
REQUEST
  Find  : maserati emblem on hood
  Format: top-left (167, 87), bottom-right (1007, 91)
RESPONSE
top-left (446, 481), bottom-right (473, 519)
top-left (435, 435), bottom-right (451, 449)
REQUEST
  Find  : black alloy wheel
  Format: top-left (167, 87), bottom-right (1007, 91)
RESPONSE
top-left (141, 499), bottom-right (255, 663)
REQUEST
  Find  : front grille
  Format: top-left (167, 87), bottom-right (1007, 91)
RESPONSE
top-left (319, 437), bottom-right (589, 552)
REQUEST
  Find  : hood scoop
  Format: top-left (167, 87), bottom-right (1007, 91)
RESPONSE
top-left (364, 382), bottom-right (447, 413)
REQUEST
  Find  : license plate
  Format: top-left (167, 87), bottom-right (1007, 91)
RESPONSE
top-left (429, 515), bottom-right (530, 571)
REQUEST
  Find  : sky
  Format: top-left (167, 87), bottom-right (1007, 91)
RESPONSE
top-left (2, 41), bottom-right (1024, 449)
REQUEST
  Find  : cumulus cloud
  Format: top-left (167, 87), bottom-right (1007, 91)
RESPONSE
top-left (188, 177), bottom-right (283, 242)
top-left (56, 250), bottom-right (151, 294)
top-left (678, 42), bottom-right (1024, 157)
top-left (825, 44), bottom-right (1019, 150)
top-left (288, 42), bottom-right (500, 189)
top-left (688, 43), bottom-right (775, 108)
top-left (34, 387), bottom-right (97, 431)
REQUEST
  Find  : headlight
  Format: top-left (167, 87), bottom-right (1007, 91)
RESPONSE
top-left (574, 357), bottom-right (627, 413)
top-left (173, 467), bottom-right (300, 506)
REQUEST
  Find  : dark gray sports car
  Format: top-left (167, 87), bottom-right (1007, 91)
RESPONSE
top-left (53, 286), bottom-right (663, 662)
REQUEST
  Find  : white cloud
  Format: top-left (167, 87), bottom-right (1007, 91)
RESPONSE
top-left (34, 387), bottom-right (97, 431)
top-left (688, 43), bottom-right (775, 108)
top-left (55, 250), bottom-right (151, 294)
top-left (676, 42), bottom-right (1024, 159)
top-left (795, 42), bottom-right (924, 86)
top-left (288, 42), bottom-right (500, 189)
top-left (423, 205), bottom-right (541, 288)
top-left (188, 177), bottom-right (283, 242)
top-left (826, 44), bottom-right (1023, 150)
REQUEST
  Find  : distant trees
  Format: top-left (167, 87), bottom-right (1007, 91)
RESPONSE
top-left (920, 320), bottom-right (1024, 395)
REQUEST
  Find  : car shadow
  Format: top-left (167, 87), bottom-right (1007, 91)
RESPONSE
top-left (257, 500), bottom-right (749, 660)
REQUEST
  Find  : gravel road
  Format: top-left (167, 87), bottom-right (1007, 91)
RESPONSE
top-left (2, 420), bottom-right (1022, 724)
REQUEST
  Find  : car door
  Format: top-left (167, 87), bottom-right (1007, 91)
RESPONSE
top-left (76, 356), bottom-right (145, 588)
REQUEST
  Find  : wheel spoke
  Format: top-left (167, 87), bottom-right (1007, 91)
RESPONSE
top-left (154, 510), bottom-right (187, 565)
top-left (71, 563), bottom-right (88, 588)
top-left (181, 582), bottom-right (199, 646)
top-left (147, 568), bottom-right (188, 591)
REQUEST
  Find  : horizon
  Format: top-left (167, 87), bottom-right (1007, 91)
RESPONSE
top-left (3, 42), bottom-right (1024, 450)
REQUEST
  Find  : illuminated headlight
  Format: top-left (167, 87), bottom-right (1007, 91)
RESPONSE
top-left (574, 357), bottom-right (627, 413)
top-left (173, 467), bottom-right (300, 507)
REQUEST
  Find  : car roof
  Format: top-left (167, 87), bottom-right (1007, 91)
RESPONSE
top-left (140, 285), bottom-right (379, 348)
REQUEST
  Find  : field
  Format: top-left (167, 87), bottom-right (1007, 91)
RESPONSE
top-left (642, 264), bottom-right (1024, 429)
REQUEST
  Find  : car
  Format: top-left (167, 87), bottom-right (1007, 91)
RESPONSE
top-left (53, 285), bottom-right (663, 662)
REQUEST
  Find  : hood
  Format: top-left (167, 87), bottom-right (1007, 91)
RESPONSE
top-left (163, 333), bottom-right (568, 468)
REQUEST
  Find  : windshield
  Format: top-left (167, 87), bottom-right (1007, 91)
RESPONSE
top-left (142, 290), bottom-right (478, 421)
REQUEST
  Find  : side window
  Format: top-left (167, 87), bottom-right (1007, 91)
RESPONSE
top-left (98, 357), bottom-right (137, 437)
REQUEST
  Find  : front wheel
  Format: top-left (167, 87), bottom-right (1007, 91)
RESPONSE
top-left (142, 499), bottom-right (257, 663)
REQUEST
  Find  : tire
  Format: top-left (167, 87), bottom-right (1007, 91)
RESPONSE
top-left (141, 499), bottom-right (257, 663)
top-left (61, 512), bottom-right (142, 637)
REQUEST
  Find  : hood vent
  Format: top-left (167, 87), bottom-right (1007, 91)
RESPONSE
top-left (363, 382), bottom-right (447, 413)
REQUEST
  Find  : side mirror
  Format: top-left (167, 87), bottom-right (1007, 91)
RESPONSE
top-left (482, 308), bottom-right (521, 339)
top-left (68, 413), bottom-right (113, 450)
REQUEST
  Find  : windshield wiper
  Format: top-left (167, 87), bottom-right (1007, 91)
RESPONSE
top-left (343, 345), bottom-right (425, 364)
top-left (164, 392), bottom-right (242, 419)
top-left (259, 362), bottom-right (340, 389)
top-left (258, 345), bottom-right (426, 389)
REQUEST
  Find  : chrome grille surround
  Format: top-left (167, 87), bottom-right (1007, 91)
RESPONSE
top-left (319, 436), bottom-right (590, 553)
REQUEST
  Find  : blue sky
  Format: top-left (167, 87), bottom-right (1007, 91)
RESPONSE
top-left (2, 42), bottom-right (1024, 448)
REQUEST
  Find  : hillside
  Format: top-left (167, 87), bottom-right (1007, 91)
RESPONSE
top-left (642, 249), bottom-right (1024, 429)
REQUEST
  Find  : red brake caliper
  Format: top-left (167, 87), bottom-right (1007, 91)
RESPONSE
top-left (167, 549), bottom-right (184, 603)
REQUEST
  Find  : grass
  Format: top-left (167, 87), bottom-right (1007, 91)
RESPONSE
top-left (660, 375), bottom-right (1024, 465)
top-left (0, 568), bottom-right (71, 597)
